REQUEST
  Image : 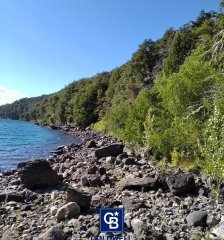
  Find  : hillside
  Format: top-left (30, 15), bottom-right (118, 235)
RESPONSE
top-left (1, 7), bottom-right (224, 177)
top-left (0, 95), bottom-right (48, 120)
top-left (0, 29), bottom-right (175, 126)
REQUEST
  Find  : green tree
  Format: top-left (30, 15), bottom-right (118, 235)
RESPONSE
top-left (157, 45), bottom-right (217, 119)
top-left (198, 106), bottom-right (224, 181)
top-left (123, 88), bottom-right (153, 147)
top-left (162, 28), bottom-right (196, 77)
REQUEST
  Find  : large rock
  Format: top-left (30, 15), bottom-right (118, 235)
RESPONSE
top-left (50, 206), bottom-right (58, 216)
top-left (94, 144), bottom-right (124, 159)
top-left (118, 177), bottom-right (157, 190)
top-left (2, 230), bottom-right (16, 240)
top-left (56, 202), bottom-right (80, 221)
top-left (122, 197), bottom-right (147, 211)
top-left (131, 219), bottom-right (165, 240)
top-left (131, 219), bottom-right (148, 240)
top-left (87, 226), bottom-right (99, 236)
top-left (38, 224), bottom-right (66, 240)
top-left (18, 159), bottom-right (60, 189)
top-left (166, 173), bottom-right (196, 195)
top-left (206, 214), bottom-right (220, 227)
top-left (186, 211), bottom-right (207, 227)
top-left (0, 190), bottom-right (25, 203)
top-left (66, 186), bottom-right (92, 211)
top-left (211, 220), bottom-right (224, 239)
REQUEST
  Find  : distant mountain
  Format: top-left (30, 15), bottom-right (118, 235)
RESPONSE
top-left (0, 95), bottom-right (48, 120)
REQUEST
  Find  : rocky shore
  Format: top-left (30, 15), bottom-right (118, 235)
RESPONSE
top-left (1, 125), bottom-right (224, 240)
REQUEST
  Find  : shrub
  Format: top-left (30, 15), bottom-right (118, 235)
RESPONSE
top-left (197, 106), bottom-right (224, 181)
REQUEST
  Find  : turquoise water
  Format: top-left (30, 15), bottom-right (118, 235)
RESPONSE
top-left (0, 119), bottom-right (80, 171)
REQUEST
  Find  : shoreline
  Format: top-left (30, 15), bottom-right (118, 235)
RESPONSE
top-left (0, 121), bottom-right (83, 173)
top-left (1, 125), bottom-right (224, 239)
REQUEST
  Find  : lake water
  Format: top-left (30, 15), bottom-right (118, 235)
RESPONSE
top-left (0, 119), bottom-right (81, 171)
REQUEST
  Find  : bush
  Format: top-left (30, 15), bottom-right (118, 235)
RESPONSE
top-left (197, 106), bottom-right (224, 181)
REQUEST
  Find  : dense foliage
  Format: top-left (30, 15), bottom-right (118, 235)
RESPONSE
top-left (1, 2), bottom-right (224, 180)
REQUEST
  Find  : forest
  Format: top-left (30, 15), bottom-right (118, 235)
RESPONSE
top-left (1, 2), bottom-right (224, 180)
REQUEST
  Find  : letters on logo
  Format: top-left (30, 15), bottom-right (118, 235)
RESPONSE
top-left (100, 208), bottom-right (124, 232)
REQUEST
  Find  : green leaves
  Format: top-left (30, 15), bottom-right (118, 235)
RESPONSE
top-left (101, 88), bottom-right (153, 148)
top-left (157, 45), bottom-right (216, 119)
top-left (162, 28), bottom-right (196, 77)
top-left (198, 106), bottom-right (224, 180)
top-left (144, 43), bottom-right (222, 161)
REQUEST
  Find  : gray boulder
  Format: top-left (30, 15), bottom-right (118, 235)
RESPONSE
top-left (66, 186), bottom-right (92, 210)
top-left (94, 144), bottom-right (124, 159)
top-left (206, 214), bottom-right (220, 227)
top-left (18, 158), bottom-right (60, 189)
top-left (122, 197), bottom-right (147, 211)
top-left (56, 202), bottom-right (80, 221)
top-left (2, 230), bottom-right (16, 240)
top-left (131, 219), bottom-right (164, 240)
top-left (118, 177), bottom-right (157, 190)
top-left (87, 226), bottom-right (99, 236)
top-left (131, 219), bottom-right (148, 240)
top-left (37, 224), bottom-right (66, 240)
top-left (211, 220), bottom-right (224, 239)
top-left (186, 210), bottom-right (207, 227)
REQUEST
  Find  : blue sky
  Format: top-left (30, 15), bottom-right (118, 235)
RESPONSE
top-left (0, 0), bottom-right (221, 105)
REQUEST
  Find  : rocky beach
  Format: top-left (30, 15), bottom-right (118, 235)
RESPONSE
top-left (1, 1), bottom-right (224, 239)
top-left (1, 126), bottom-right (224, 240)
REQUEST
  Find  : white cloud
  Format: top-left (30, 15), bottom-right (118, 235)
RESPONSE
top-left (0, 86), bottom-right (27, 106)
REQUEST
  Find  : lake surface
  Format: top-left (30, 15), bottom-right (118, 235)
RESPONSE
top-left (0, 119), bottom-right (81, 171)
